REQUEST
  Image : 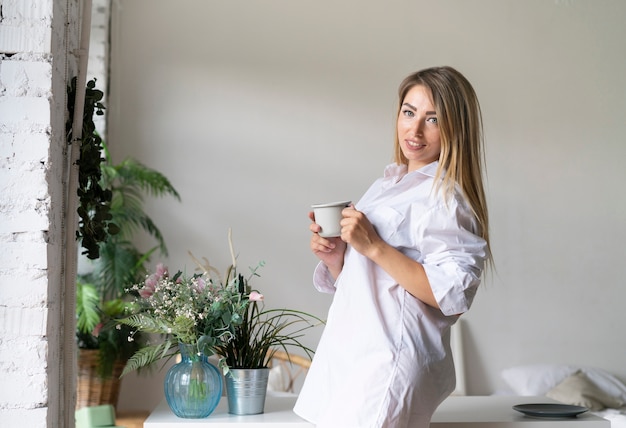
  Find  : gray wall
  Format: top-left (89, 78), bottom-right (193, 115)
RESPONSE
top-left (107, 0), bottom-right (626, 410)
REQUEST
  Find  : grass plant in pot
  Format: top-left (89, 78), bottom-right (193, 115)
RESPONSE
top-left (69, 78), bottom-right (180, 409)
top-left (215, 281), bottom-right (323, 415)
top-left (211, 232), bottom-right (325, 415)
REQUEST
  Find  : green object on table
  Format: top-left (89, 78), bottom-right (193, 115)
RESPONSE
top-left (75, 404), bottom-right (125, 428)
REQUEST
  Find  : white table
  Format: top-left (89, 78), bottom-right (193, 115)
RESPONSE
top-left (144, 395), bottom-right (610, 427)
top-left (430, 396), bottom-right (609, 427)
top-left (144, 395), bottom-right (309, 428)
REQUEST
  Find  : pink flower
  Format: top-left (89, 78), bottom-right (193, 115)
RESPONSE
top-left (155, 263), bottom-right (167, 279)
top-left (139, 285), bottom-right (154, 299)
top-left (140, 279), bottom-right (157, 299)
top-left (194, 277), bottom-right (206, 292)
top-left (249, 291), bottom-right (264, 302)
top-left (139, 264), bottom-right (168, 298)
top-left (144, 274), bottom-right (157, 290)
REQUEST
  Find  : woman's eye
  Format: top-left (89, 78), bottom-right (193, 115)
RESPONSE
top-left (427, 117), bottom-right (438, 124)
top-left (402, 109), bottom-right (415, 117)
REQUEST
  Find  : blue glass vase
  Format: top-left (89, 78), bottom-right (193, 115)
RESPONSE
top-left (164, 343), bottom-right (222, 418)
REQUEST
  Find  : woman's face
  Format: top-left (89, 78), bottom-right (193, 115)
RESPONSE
top-left (397, 84), bottom-right (441, 172)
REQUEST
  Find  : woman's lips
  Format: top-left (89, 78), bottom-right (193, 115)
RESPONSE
top-left (406, 140), bottom-right (425, 149)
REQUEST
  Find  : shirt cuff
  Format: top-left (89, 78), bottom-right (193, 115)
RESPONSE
top-left (312, 262), bottom-right (337, 294)
top-left (424, 263), bottom-right (481, 316)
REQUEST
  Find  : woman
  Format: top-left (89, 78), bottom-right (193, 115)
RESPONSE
top-left (294, 66), bottom-right (491, 428)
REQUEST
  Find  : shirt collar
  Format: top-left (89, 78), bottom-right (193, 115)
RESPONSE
top-left (384, 161), bottom-right (440, 180)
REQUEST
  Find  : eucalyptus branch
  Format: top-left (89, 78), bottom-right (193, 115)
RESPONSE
top-left (67, 77), bottom-right (118, 259)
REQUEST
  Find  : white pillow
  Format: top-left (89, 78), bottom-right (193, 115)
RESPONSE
top-left (546, 370), bottom-right (624, 411)
top-left (581, 368), bottom-right (626, 403)
top-left (501, 364), bottom-right (626, 402)
top-left (501, 364), bottom-right (577, 396)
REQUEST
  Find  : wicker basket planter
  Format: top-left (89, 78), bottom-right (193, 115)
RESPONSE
top-left (76, 349), bottom-right (126, 409)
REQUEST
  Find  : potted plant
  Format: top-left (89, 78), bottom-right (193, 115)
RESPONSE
top-left (74, 144), bottom-right (180, 407)
top-left (69, 78), bottom-right (181, 408)
top-left (215, 279), bottom-right (323, 415)
top-left (118, 230), bottom-right (323, 416)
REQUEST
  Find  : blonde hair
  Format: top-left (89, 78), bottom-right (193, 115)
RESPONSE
top-left (394, 66), bottom-right (491, 257)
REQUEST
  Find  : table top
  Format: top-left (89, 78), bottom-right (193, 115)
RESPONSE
top-left (144, 394), bottom-right (610, 427)
top-left (431, 395), bottom-right (609, 427)
top-left (144, 394), bottom-right (309, 427)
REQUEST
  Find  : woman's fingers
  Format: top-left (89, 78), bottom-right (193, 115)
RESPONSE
top-left (311, 233), bottom-right (336, 252)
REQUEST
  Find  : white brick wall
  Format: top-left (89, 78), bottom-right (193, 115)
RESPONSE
top-left (0, 0), bottom-right (82, 426)
top-left (0, 0), bottom-right (53, 54)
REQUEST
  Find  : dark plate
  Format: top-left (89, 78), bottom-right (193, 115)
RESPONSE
top-left (513, 403), bottom-right (588, 418)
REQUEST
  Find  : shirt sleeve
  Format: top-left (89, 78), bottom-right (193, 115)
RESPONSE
top-left (312, 262), bottom-right (338, 294)
top-left (415, 198), bottom-right (488, 316)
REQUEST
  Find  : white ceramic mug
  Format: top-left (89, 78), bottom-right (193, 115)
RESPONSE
top-left (311, 200), bottom-right (351, 238)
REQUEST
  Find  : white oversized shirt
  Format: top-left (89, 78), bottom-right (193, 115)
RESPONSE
top-left (294, 162), bottom-right (488, 428)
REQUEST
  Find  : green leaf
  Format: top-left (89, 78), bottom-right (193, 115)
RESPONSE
top-left (117, 313), bottom-right (171, 334)
top-left (76, 282), bottom-right (100, 334)
top-left (122, 340), bottom-right (176, 376)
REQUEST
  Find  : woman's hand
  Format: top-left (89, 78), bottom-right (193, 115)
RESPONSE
top-left (309, 211), bottom-right (347, 278)
top-left (340, 206), bottom-right (439, 309)
top-left (312, 206), bottom-right (439, 308)
top-left (341, 206), bottom-right (439, 308)
top-left (339, 206), bottom-right (384, 258)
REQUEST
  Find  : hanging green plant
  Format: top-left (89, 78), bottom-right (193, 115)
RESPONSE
top-left (67, 77), bottom-right (119, 259)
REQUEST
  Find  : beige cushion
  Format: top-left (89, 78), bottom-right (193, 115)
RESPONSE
top-left (547, 370), bottom-right (624, 411)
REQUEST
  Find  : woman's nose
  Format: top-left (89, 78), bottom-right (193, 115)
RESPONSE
top-left (413, 120), bottom-right (424, 136)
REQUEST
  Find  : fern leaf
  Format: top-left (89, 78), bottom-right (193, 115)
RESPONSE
top-left (118, 313), bottom-right (171, 334)
top-left (121, 340), bottom-right (176, 376)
